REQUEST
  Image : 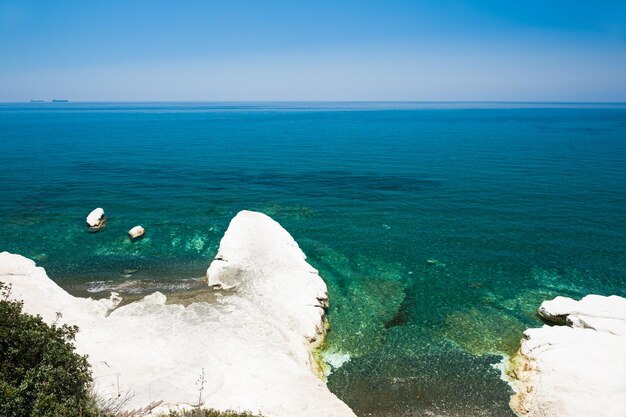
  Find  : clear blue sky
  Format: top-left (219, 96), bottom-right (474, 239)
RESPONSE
top-left (1, 0), bottom-right (625, 101)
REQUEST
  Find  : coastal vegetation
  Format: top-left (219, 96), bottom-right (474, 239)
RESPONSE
top-left (0, 281), bottom-right (262, 417)
top-left (0, 282), bottom-right (98, 417)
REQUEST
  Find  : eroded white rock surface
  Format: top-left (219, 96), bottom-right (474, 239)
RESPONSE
top-left (206, 211), bottom-right (329, 344)
top-left (539, 295), bottom-right (626, 335)
top-left (0, 210), bottom-right (356, 417)
top-left (509, 294), bottom-right (626, 417)
top-left (86, 207), bottom-right (105, 228)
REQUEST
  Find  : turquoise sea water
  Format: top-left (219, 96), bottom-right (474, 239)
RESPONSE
top-left (1, 102), bottom-right (625, 416)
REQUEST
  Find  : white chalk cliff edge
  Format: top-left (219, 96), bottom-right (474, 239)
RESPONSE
top-left (0, 210), bottom-right (357, 417)
top-left (508, 294), bottom-right (626, 417)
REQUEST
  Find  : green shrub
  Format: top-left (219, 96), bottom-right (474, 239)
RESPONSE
top-left (0, 282), bottom-right (100, 417)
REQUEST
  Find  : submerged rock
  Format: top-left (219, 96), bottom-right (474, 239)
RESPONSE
top-left (508, 294), bottom-right (626, 417)
top-left (128, 225), bottom-right (145, 239)
top-left (86, 207), bottom-right (105, 231)
top-left (0, 210), bottom-right (355, 417)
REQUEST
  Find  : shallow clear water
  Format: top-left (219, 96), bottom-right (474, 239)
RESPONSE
top-left (1, 102), bottom-right (625, 416)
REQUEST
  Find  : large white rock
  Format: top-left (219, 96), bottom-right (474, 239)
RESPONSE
top-left (86, 208), bottom-right (105, 228)
top-left (508, 294), bottom-right (626, 417)
top-left (206, 211), bottom-right (329, 343)
top-left (0, 211), bottom-right (356, 417)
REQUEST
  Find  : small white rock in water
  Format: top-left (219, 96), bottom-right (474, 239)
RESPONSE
top-left (86, 208), bottom-right (105, 229)
top-left (128, 226), bottom-right (145, 239)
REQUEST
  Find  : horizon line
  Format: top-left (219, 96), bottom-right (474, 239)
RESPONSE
top-left (2, 100), bottom-right (626, 105)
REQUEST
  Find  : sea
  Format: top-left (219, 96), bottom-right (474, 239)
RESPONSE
top-left (1, 102), bottom-right (625, 416)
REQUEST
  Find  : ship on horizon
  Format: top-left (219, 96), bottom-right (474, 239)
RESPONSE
top-left (52, 99), bottom-right (69, 103)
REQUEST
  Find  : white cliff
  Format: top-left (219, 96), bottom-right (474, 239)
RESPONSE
top-left (508, 294), bottom-right (626, 417)
top-left (0, 210), bottom-right (356, 417)
top-left (206, 210), bottom-right (329, 345)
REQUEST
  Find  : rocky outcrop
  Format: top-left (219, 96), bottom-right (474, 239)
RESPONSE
top-left (508, 295), bottom-right (626, 417)
top-left (86, 207), bottom-right (105, 230)
top-left (206, 211), bottom-right (329, 345)
top-left (0, 211), bottom-right (356, 417)
top-left (538, 295), bottom-right (626, 333)
top-left (128, 225), bottom-right (145, 239)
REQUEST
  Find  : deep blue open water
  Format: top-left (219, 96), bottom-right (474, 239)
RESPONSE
top-left (1, 102), bottom-right (625, 416)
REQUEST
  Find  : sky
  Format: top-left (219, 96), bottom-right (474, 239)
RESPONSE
top-left (1, 0), bottom-right (625, 102)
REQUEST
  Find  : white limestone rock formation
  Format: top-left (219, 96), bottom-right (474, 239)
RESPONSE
top-left (0, 211), bottom-right (356, 417)
top-left (206, 210), bottom-right (329, 344)
top-left (128, 225), bottom-right (145, 239)
top-left (86, 207), bottom-right (105, 230)
top-left (538, 295), bottom-right (626, 334)
top-left (508, 294), bottom-right (626, 417)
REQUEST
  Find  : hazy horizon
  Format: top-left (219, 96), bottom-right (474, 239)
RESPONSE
top-left (0, 97), bottom-right (626, 105)
top-left (2, 0), bottom-right (625, 102)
